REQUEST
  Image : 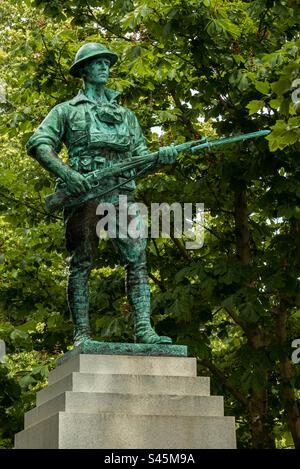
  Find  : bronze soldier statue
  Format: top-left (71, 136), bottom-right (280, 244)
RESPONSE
top-left (27, 43), bottom-right (177, 346)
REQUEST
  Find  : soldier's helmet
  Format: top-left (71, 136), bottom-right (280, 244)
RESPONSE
top-left (69, 42), bottom-right (118, 77)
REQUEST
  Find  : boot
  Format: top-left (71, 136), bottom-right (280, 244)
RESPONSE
top-left (134, 305), bottom-right (172, 344)
top-left (126, 263), bottom-right (172, 345)
top-left (67, 273), bottom-right (91, 347)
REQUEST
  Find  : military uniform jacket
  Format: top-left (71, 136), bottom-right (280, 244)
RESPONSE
top-left (26, 88), bottom-right (149, 192)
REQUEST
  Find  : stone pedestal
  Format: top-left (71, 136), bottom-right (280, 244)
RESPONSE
top-left (14, 353), bottom-right (236, 448)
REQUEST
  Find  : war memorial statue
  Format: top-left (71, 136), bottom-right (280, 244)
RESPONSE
top-left (27, 42), bottom-right (179, 348)
top-left (15, 41), bottom-right (267, 449)
top-left (27, 42), bottom-right (269, 353)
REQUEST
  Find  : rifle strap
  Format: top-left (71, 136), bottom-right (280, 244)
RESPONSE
top-left (87, 160), bottom-right (157, 200)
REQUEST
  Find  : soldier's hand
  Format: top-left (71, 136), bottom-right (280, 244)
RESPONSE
top-left (64, 170), bottom-right (92, 196)
top-left (158, 145), bottom-right (178, 164)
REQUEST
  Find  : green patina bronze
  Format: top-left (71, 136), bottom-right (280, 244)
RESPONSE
top-left (45, 129), bottom-right (270, 213)
top-left (27, 42), bottom-right (270, 356)
top-left (57, 342), bottom-right (187, 366)
top-left (27, 42), bottom-right (178, 350)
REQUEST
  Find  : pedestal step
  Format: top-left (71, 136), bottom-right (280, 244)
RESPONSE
top-left (37, 373), bottom-right (211, 406)
top-left (26, 391), bottom-right (224, 427)
top-left (48, 354), bottom-right (197, 386)
top-left (16, 413), bottom-right (236, 449)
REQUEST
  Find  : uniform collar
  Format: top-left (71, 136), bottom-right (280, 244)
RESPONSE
top-left (69, 88), bottom-right (121, 106)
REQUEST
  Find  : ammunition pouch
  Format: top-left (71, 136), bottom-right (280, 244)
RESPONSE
top-left (69, 150), bottom-right (136, 177)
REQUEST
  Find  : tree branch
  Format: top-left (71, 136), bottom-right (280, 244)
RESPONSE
top-left (200, 357), bottom-right (248, 408)
top-left (170, 234), bottom-right (192, 260)
top-left (85, 1), bottom-right (132, 42)
top-left (170, 91), bottom-right (199, 137)
top-left (0, 190), bottom-right (62, 221)
top-left (223, 306), bottom-right (249, 333)
top-left (148, 271), bottom-right (166, 292)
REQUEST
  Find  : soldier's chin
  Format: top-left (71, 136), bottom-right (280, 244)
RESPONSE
top-left (98, 77), bottom-right (108, 84)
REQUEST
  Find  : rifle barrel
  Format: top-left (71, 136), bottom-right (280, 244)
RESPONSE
top-left (190, 130), bottom-right (270, 153)
top-left (92, 130), bottom-right (270, 178)
top-left (45, 130), bottom-right (271, 212)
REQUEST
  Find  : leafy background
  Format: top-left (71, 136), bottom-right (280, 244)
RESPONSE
top-left (0, 0), bottom-right (299, 449)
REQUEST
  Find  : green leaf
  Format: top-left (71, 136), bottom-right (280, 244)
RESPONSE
top-left (246, 100), bottom-right (265, 115)
top-left (18, 374), bottom-right (36, 388)
top-left (255, 81), bottom-right (270, 95)
top-left (10, 330), bottom-right (28, 342)
top-left (269, 98), bottom-right (281, 109)
top-left (271, 78), bottom-right (291, 95)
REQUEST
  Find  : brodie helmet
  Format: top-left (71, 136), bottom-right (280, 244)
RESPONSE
top-left (69, 42), bottom-right (118, 77)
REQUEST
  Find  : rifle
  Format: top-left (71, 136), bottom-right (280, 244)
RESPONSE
top-left (45, 129), bottom-right (270, 212)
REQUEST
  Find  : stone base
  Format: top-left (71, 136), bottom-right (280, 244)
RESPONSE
top-left (15, 354), bottom-right (236, 449)
top-left (15, 413), bottom-right (236, 449)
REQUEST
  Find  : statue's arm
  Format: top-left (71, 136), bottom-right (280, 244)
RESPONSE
top-left (34, 144), bottom-right (90, 195)
top-left (27, 106), bottom-right (90, 195)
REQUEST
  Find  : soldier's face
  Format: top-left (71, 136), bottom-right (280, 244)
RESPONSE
top-left (82, 57), bottom-right (110, 85)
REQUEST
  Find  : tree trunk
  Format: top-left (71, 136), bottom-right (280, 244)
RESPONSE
top-left (247, 328), bottom-right (276, 448)
top-left (234, 187), bottom-right (275, 448)
top-left (276, 301), bottom-right (300, 449)
top-left (234, 189), bottom-right (251, 265)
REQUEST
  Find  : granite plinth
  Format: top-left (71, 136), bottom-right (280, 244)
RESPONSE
top-left (15, 353), bottom-right (236, 449)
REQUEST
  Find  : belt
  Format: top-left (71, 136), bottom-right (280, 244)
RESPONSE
top-left (70, 148), bottom-right (129, 159)
top-left (69, 149), bottom-right (132, 173)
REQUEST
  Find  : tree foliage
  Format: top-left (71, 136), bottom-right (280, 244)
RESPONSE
top-left (0, 0), bottom-right (299, 449)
